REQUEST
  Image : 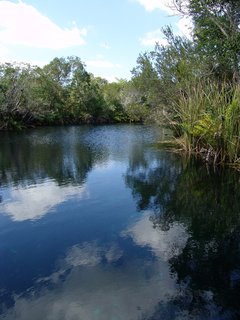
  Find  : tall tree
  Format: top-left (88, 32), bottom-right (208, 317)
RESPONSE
top-left (175, 0), bottom-right (240, 82)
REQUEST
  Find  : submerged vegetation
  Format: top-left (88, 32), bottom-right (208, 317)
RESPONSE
top-left (0, 0), bottom-right (240, 166)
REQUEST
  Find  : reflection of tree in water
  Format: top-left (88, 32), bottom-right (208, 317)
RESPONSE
top-left (125, 148), bottom-right (240, 319)
top-left (125, 145), bottom-right (181, 215)
top-left (0, 127), bottom-right (108, 188)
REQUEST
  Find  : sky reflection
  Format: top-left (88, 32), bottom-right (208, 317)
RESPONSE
top-left (1, 237), bottom-right (177, 320)
top-left (122, 211), bottom-right (189, 261)
top-left (0, 180), bottom-right (88, 221)
top-left (1, 125), bottom-right (239, 319)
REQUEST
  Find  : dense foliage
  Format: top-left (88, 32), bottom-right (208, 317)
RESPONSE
top-left (0, 57), bottom-right (146, 130)
top-left (129, 0), bottom-right (240, 166)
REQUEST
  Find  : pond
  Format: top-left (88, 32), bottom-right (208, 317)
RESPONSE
top-left (0, 124), bottom-right (240, 320)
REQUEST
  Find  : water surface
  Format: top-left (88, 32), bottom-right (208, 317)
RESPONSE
top-left (0, 125), bottom-right (240, 320)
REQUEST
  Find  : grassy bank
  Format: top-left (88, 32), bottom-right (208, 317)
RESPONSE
top-left (163, 82), bottom-right (240, 167)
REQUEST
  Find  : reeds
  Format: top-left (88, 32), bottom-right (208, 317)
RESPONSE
top-left (166, 81), bottom-right (240, 166)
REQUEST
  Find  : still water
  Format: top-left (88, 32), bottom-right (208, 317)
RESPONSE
top-left (0, 125), bottom-right (240, 320)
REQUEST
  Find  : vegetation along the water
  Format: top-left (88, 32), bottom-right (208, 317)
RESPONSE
top-left (1, 0), bottom-right (240, 166)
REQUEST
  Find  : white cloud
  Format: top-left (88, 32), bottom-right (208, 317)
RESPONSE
top-left (122, 211), bottom-right (189, 261)
top-left (0, 44), bottom-right (11, 60)
top-left (0, 43), bottom-right (48, 66)
top-left (24, 60), bottom-right (48, 67)
top-left (96, 53), bottom-right (105, 59)
top-left (2, 242), bottom-right (176, 320)
top-left (101, 42), bottom-right (111, 50)
top-left (102, 75), bottom-right (118, 83)
top-left (86, 59), bottom-right (121, 69)
top-left (139, 18), bottom-right (193, 47)
top-left (134, 0), bottom-right (177, 14)
top-left (65, 242), bottom-right (123, 267)
top-left (139, 29), bottom-right (168, 46)
top-left (135, 0), bottom-right (193, 39)
top-left (1, 181), bottom-right (88, 221)
top-left (176, 16), bottom-right (193, 38)
top-left (0, 1), bottom-right (87, 50)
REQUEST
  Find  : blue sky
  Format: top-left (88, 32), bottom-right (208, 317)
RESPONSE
top-left (0, 0), bottom-right (191, 81)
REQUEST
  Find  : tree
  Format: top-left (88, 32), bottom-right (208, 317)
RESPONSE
top-left (0, 57), bottom-right (114, 128)
top-left (102, 80), bottom-right (128, 122)
top-left (0, 63), bottom-right (42, 129)
top-left (174, 0), bottom-right (240, 82)
top-left (130, 27), bottom-right (204, 124)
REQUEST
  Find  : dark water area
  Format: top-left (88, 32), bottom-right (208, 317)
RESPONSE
top-left (0, 124), bottom-right (240, 320)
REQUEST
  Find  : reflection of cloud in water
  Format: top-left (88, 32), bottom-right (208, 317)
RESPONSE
top-left (1, 180), bottom-right (88, 221)
top-left (65, 242), bottom-right (123, 267)
top-left (122, 211), bottom-right (189, 261)
top-left (2, 241), bottom-right (176, 320)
